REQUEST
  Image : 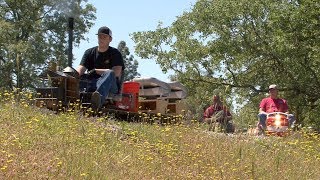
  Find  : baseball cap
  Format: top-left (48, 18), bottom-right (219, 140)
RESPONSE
top-left (268, 84), bottom-right (277, 90)
top-left (96, 26), bottom-right (112, 37)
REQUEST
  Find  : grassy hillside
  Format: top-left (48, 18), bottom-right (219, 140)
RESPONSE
top-left (0, 92), bottom-right (319, 179)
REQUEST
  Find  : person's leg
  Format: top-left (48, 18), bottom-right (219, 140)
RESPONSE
top-left (95, 70), bottom-right (118, 105)
top-left (79, 76), bottom-right (97, 106)
top-left (213, 111), bottom-right (225, 132)
top-left (287, 114), bottom-right (295, 128)
top-left (213, 110), bottom-right (224, 123)
top-left (258, 113), bottom-right (267, 129)
top-left (90, 91), bottom-right (101, 111)
top-left (79, 75), bottom-right (96, 92)
top-left (208, 118), bottom-right (214, 131)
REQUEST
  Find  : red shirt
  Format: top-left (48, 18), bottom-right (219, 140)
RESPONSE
top-left (203, 105), bottom-right (231, 118)
top-left (259, 97), bottom-right (288, 113)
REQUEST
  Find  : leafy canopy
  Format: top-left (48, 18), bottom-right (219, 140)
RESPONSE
top-left (0, 0), bottom-right (96, 89)
top-left (131, 0), bottom-right (320, 126)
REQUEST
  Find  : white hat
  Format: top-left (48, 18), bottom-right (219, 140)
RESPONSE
top-left (268, 84), bottom-right (277, 90)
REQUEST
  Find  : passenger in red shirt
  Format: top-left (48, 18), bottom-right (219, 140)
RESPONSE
top-left (203, 95), bottom-right (232, 123)
top-left (258, 84), bottom-right (295, 129)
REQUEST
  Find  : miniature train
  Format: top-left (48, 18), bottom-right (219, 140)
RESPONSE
top-left (35, 67), bottom-right (188, 120)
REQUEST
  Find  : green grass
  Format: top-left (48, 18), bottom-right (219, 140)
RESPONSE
top-left (0, 91), bottom-right (320, 179)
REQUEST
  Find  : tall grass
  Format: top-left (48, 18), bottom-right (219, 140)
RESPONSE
top-left (0, 91), bottom-right (319, 179)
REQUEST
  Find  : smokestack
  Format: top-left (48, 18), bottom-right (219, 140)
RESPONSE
top-left (68, 17), bottom-right (74, 67)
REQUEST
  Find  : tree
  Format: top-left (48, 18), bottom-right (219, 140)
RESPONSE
top-left (0, 0), bottom-right (96, 90)
top-left (131, 0), bottom-right (320, 127)
top-left (117, 41), bottom-right (140, 81)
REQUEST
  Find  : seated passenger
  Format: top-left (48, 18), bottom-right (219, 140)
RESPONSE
top-left (203, 95), bottom-right (232, 124)
top-left (76, 26), bottom-right (125, 110)
top-left (258, 84), bottom-right (295, 130)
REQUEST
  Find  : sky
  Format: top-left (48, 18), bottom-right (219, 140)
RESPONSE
top-left (73, 0), bottom-right (197, 82)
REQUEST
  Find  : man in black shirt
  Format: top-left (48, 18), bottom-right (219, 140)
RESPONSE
top-left (76, 26), bottom-right (125, 110)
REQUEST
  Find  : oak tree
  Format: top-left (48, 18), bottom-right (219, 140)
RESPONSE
top-left (132, 0), bottom-right (320, 126)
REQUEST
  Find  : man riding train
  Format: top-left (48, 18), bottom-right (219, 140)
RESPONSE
top-left (257, 84), bottom-right (295, 132)
top-left (75, 26), bottom-right (125, 110)
top-left (203, 95), bottom-right (235, 133)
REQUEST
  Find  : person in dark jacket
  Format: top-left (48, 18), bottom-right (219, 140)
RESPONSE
top-left (76, 26), bottom-right (125, 110)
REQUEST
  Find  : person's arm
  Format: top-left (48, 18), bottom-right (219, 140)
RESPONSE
top-left (283, 99), bottom-right (289, 114)
top-left (76, 65), bottom-right (87, 76)
top-left (226, 110), bottom-right (232, 120)
top-left (203, 107), bottom-right (212, 123)
top-left (259, 108), bottom-right (266, 114)
top-left (112, 66), bottom-right (123, 78)
top-left (222, 105), bottom-right (232, 120)
top-left (259, 99), bottom-right (267, 114)
top-left (77, 48), bottom-right (92, 76)
top-left (95, 66), bottom-right (122, 78)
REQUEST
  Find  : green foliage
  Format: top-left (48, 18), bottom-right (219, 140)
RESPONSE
top-left (234, 102), bottom-right (260, 130)
top-left (131, 0), bottom-right (320, 126)
top-left (0, 0), bottom-right (96, 90)
top-left (117, 41), bottom-right (140, 81)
